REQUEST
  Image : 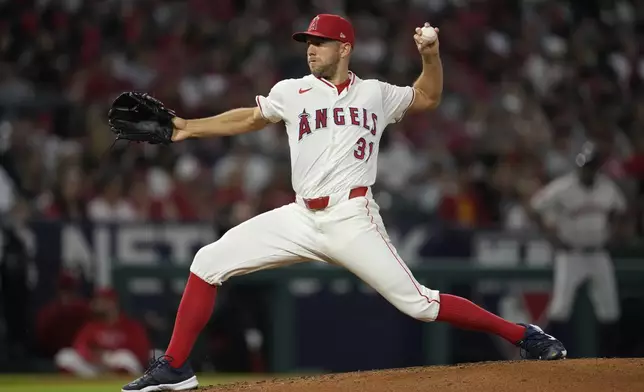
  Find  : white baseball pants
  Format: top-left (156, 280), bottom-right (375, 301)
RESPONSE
top-left (191, 188), bottom-right (441, 322)
top-left (547, 250), bottom-right (620, 323)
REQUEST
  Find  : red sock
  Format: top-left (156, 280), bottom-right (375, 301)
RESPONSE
top-left (436, 294), bottom-right (526, 344)
top-left (166, 273), bottom-right (217, 368)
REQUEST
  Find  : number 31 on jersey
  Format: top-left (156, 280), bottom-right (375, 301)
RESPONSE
top-left (354, 137), bottom-right (374, 161)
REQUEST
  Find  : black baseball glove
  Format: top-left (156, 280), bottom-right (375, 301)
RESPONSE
top-left (108, 92), bottom-right (176, 145)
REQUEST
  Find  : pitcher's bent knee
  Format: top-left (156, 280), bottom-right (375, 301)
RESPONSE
top-left (393, 287), bottom-right (442, 322)
top-left (190, 242), bottom-right (227, 286)
top-left (190, 231), bottom-right (262, 286)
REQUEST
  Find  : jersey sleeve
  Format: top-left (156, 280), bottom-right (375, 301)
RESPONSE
top-left (255, 81), bottom-right (289, 123)
top-left (379, 81), bottom-right (415, 124)
top-left (530, 178), bottom-right (567, 213)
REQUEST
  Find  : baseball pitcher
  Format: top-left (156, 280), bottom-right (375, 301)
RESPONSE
top-left (109, 15), bottom-right (567, 392)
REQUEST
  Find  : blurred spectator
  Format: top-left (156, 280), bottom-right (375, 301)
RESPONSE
top-left (35, 272), bottom-right (91, 358)
top-left (213, 143), bottom-right (273, 198)
top-left (378, 132), bottom-right (418, 192)
top-left (410, 161), bottom-right (445, 214)
top-left (87, 175), bottom-right (137, 222)
top-left (169, 155), bottom-right (219, 221)
top-left (213, 165), bottom-right (248, 212)
top-left (0, 0), bottom-right (640, 232)
top-left (129, 178), bottom-right (166, 221)
top-left (544, 132), bottom-right (575, 180)
top-left (257, 166), bottom-right (295, 213)
top-left (43, 165), bottom-right (87, 220)
top-left (504, 175), bottom-right (543, 232)
top-left (54, 288), bottom-right (151, 377)
top-left (230, 202), bottom-right (257, 230)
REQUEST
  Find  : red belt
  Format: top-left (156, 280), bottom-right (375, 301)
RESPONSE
top-left (302, 186), bottom-right (368, 210)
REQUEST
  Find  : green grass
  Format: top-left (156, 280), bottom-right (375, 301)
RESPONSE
top-left (0, 373), bottom-right (274, 392)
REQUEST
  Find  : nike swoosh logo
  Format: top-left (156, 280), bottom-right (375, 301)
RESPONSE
top-left (299, 87), bottom-right (312, 94)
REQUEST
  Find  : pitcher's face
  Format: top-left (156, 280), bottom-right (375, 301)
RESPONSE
top-left (306, 37), bottom-right (345, 79)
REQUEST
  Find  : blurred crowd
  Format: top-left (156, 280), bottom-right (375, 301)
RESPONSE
top-left (0, 0), bottom-right (643, 234)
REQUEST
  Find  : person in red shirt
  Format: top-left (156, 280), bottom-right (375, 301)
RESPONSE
top-left (54, 288), bottom-right (151, 377)
top-left (35, 272), bottom-right (91, 358)
top-left (43, 167), bottom-right (88, 221)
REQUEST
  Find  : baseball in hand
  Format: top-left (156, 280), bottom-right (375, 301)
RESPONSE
top-left (420, 26), bottom-right (437, 44)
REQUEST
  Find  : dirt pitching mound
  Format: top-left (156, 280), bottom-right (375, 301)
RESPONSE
top-left (203, 358), bottom-right (644, 392)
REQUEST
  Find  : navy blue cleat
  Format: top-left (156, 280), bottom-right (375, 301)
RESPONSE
top-left (121, 356), bottom-right (198, 392)
top-left (517, 323), bottom-right (567, 360)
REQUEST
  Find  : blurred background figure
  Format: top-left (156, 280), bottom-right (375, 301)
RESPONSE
top-left (87, 175), bottom-right (137, 222)
top-left (54, 288), bottom-right (151, 378)
top-left (528, 143), bottom-right (629, 357)
top-left (35, 271), bottom-right (91, 359)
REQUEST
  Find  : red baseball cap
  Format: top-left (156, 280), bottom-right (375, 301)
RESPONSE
top-left (292, 14), bottom-right (355, 46)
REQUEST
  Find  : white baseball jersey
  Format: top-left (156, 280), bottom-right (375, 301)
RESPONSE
top-left (255, 71), bottom-right (414, 198)
top-left (191, 70), bottom-right (441, 327)
top-left (530, 173), bottom-right (626, 248)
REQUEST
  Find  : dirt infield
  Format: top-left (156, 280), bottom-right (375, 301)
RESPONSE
top-left (203, 358), bottom-right (644, 392)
